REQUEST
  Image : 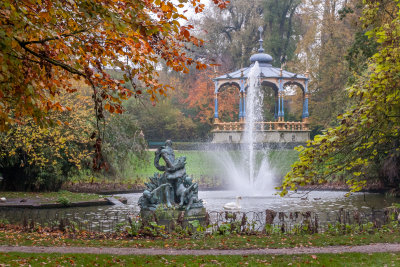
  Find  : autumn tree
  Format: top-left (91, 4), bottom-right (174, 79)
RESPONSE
top-left (170, 0), bottom-right (302, 139)
top-left (174, 68), bottom-right (215, 132)
top-left (0, 0), bottom-right (228, 128)
top-left (280, 0), bottom-right (400, 195)
top-left (195, 0), bottom-right (263, 69)
top-left (0, 0), bottom-right (229, 171)
top-left (181, 67), bottom-right (240, 124)
top-left (194, 0), bottom-right (302, 69)
top-left (281, 0), bottom-right (363, 139)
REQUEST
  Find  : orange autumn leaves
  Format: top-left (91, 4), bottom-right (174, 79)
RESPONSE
top-left (0, 0), bottom-right (229, 131)
top-left (183, 68), bottom-right (239, 125)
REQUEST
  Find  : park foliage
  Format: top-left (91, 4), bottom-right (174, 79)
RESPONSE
top-left (1, 0), bottom-right (399, 194)
top-left (0, 0), bottom-right (229, 176)
top-left (280, 0), bottom-right (400, 195)
top-left (0, 87), bottom-right (94, 190)
top-left (0, 0), bottom-right (228, 131)
top-left (0, 0), bottom-right (228, 189)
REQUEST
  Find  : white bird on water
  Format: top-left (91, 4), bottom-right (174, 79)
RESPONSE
top-left (223, 196), bottom-right (242, 210)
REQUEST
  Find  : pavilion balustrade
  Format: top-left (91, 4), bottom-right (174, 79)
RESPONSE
top-left (212, 121), bottom-right (308, 132)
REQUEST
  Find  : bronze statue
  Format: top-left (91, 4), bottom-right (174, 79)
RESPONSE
top-left (139, 140), bottom-right (203, 211)
top-left (176, 176), bottom-right (200, 211)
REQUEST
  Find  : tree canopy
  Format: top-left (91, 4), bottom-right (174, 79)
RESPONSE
top-left (280, 0), bottom-right (400, 196)
top-left (0, 0), bottom-right (228, 132)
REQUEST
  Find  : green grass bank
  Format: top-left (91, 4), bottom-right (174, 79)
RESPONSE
top-left (0, 252), bottom-right (399, 266)
top-left (69, 149), bottom-right (299, 189)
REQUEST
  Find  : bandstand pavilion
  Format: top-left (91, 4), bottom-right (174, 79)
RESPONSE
top-left (211, 29), bottom-right (310, 144)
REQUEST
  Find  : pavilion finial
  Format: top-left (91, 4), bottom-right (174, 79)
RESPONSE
top-left (258, 26), bottom-right (264, 53)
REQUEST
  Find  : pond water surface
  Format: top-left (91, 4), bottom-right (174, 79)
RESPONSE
top-left (120, 190), bottom-right (397, 213)
top-left (0, 190), bottom-right (398, 232)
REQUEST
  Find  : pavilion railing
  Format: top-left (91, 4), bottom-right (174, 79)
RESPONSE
top-left (212, 121), bottom-right (309, 132)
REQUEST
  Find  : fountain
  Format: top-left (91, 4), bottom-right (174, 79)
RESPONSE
top-left (213, 61), bottom-right (277, 196)
top-left (210, 27), bottom-right (310, 195)
top-left (245, 61), bottom-right (262, 185)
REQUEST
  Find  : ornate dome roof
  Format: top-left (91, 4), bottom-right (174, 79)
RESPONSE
top-left (250, 52), bottom-right (273, 65)
top-left (213, 26), bottom-right (307, 82)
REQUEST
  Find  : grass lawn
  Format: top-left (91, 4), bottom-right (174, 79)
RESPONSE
top-left (0, 224), bottom-right (399, 265)
top-left (0, 190), bottom-right (105, 204)
top-left (68, 149), bottom-right (299, 187)
top-left (0, 252), bottom-right (399, 266)
top-left (130, 150), bottom-right (299, 179)
top-left (0, 229), bottom-right (399, 249)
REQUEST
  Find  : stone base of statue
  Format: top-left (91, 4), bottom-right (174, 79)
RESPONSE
top-left (141, 206), bottom-right (207, 231)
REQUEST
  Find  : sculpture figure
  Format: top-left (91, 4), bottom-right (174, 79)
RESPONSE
top-left (176, 176), bottom-right (201, 211)
top-left (138, 190), bottom-right (157, 210)
top-left (139, 140), bottom-right (204, 211)
top-left (155, 140), bottom-right (186, 179)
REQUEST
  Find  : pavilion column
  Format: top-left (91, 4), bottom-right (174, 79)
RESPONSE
top-left (274, 95), bottom-right (278, 120)
top-left (242, 92), bottom-right (246, 120)
top-left (214, 93), bottom-right (219, 119)
top-left (278, 79), bottom-right (284, 122)
top-left (302, 79), bottom-right (309, 123)
top-left (214, 82), bottom-right (219, 122)
top-left (281, 91), bottom-right (285, 121)
top-left (277, 92), bottom-right (281, 120)
top-left (239, 80), bottom-right (245, 121)
top-left (239, 94), bottom-right (243, 120)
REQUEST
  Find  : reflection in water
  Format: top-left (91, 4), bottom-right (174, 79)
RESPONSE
top-left (123, 190), bottom-right (396, 213)
top-left (0, 191), bottom-right (397, 232)
top-left (197, 190), bottom-right (395, 212)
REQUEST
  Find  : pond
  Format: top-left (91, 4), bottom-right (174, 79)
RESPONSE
top-left (0, 190), bottom-right (398, 233)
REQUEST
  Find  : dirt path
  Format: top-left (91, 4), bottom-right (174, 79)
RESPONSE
top-left (0, 244), bottom-right (400, 255)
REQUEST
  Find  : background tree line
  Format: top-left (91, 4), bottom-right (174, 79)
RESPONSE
top-left (2, 0), bottom-right (394, 192)
top-left (149, 0), bottom-right (366, 141)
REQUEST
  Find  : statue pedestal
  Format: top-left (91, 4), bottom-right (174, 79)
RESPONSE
top-left (141, 207), bottom-right (207, 231)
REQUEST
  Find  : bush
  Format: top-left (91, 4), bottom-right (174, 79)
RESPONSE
top-left (57, 196), bottom-right (71, 207)
top-left (0, 109), bottom-right (93, 191)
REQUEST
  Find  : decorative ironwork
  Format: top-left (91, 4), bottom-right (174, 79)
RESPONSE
top-left (0, 208), bottom-right (394, 234)
top-left (212, 121), bottom-right (309, 132)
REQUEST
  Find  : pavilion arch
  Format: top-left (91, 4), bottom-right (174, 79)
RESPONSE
top-left (260, 80), bottom-right (279, 92)
top-left (210, 27), bottom-right (311, 144)
top-left (260, 82), bottom-right (279, 121)
top-left (217, 82), bottom-right (241, 122)
top-left (282, 83), bottom-right (305, 122)
top-left (216, 81), bottom-right (241, 93)
top-left (283, 81), bottom-right (306, 93)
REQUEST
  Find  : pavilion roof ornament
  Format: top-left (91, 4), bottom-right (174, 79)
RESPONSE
top-left (249, 26), bottom-right (273, 66)
top-left (258, 26), bottom-right (264, 53)
top-left (213, 26), bottom-right (308, 84)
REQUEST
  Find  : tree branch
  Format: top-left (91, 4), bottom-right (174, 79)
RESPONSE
top-left (14, 37), bottom-right (86, 77)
